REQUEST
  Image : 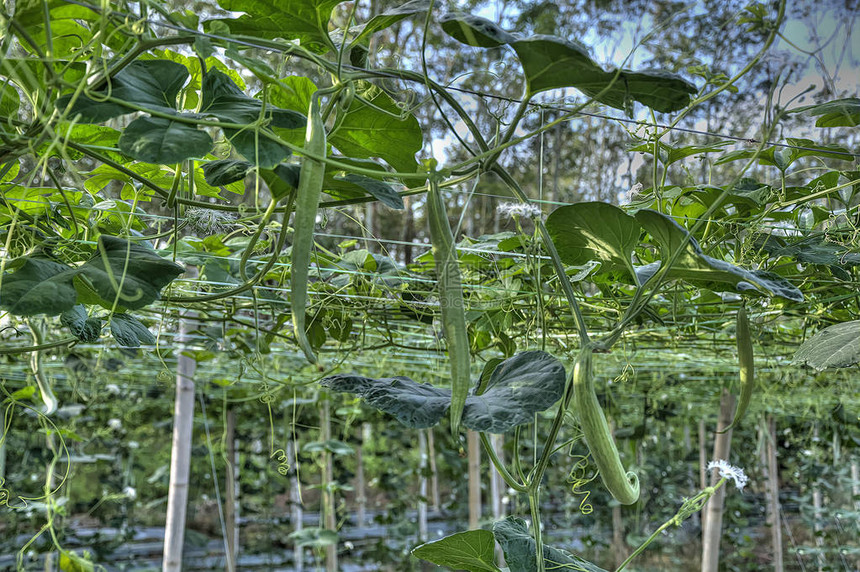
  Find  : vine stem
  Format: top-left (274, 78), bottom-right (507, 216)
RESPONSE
top-left (479, 432), bottom-right (527, 493)
top-left (614, 477), bottom-right (729, 572)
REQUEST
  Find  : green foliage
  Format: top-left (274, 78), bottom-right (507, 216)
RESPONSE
top-left (322, 351), bottom-right (566, 432)
top-left (412, 529), bottom-right (501, 572)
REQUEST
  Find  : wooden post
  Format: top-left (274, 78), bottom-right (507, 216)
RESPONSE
top-left (418, 429), bottom-right (428, 541)
top-left (467, 430), bottom-right (481, 529)
top-left (163, 276), bottom-right (198, 572)
top-left (763, 416), bottom-right (784, 572)
top-left (355, 423), bottom-right (369, 528)
top-left (225, 408), bottom-right (239, 572)
top-left (701, 388), bottom-right (735, 572)
top-left (320, 398), bottom-right (337, 572)
top-left (428, 428), bottom-right (440, 511)
top-left (287, 440), bottom-right (303, 572)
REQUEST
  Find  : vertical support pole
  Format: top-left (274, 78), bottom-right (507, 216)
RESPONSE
top-left (701, 388), bottom-right (735, 572)
top-left (320, 398), bottom-right (337, 572)
top-left (428, 428), bottom-right (440, 511)
top-left (418, 429), bottom-right (428, 541)
top-left (225, 408), bottom-right (238, 572)
top-left (766, 416), bottom-right (784, 572)
top-left (287, 440), bottom-right (303, 572)
top-left (163, 268), bottom-right (198, 572)
top-left (467, 430), bottom-right (481, 529)
top-left (355, 423), bottom-right (369, 529)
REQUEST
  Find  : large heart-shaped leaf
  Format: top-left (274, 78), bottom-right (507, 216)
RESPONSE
top-left (546, 202), bottom-right (639, 277)
top-left (793, 321), bottom-right (860, 370)
top-left (439, 12), bottom-right (517, 47)
top-left (0, 257), bottom-right (77, 316)
top-left (60, 305), bottom-right (102, 342)
top-left (76, 236), bottom-right (185, 311)
top-left (110, 313), bottom-right (155, 347)
top-left (412, 530), bottom-right (501, 572)
top-left (321, 351), bottom-right (566, 433)
top-left (329, 85), bottom-right (422, 175)
top-left (353, 0), bottom-right (433, 45)
top-left (58, 60), bottom-right (189, 122)
top-left (790, 97), bottom-right (860, 127)
top-left (118, 117), bottom-right (213, 164)
top-left (325, 174), bottom-right (404, 209)
top-left (202, 159), bottom-right (254, 186)
top-left (208, 0), bottom-right (341, 53)
top-left (199, 70), bottom-right (306, 167)
top-left (634, 210), bottom-right (803, 301)
top-left (493, 517), bottom-right (607, 572)
top-left (464, 350), bottom-right (565, 433)
top-left (437, 14), bottom-right (696, 113)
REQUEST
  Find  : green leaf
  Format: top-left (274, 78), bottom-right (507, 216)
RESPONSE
top-left (493, 517), bottom-right (607, 572)
top-left (627, 140), bottom-right (731, 166)
top-left (546, 202), bottom-right (640, 277)
top-left (60, 305), bottom-right (102, 342)
top-left (439, 12), bottom-right (517, 47)
top-left (412, 530), bottom-right (501, 572)
top-left (118, 117), bottom-right (213, 164)
top-left (329, 85), bottom-right (422, 175)
top-left (436, 18), bottom-right (695, 112)
top-left (353, 0), bottom-right (432, 45)
top-left (199, 69), bottom-right (304, 167)
top-left (58, 60), bottom-right (189, 122)
top-left (202, 159), bottom-right (254, 186)
top-left (464, 350), bottom-right (565, 433)
top-left (76, 236), bottom-right (184, 311)
top-left (262, 164), bottom-right (302, 200)
top-left (321, 351), bottom-right (566, 433)
top-left (715, 139), bottom-right (853, 170)
top-left (790, 97), bottom-right (860, 127)
top-left (511, 37), bottom-right (696, 110)
top-left (0, 83), bottom-right (21, 117)
top-left (287, 527), bottom-right (339, 547)
top-left (110, 313), bottom-right (155, 347)
top-left (322, 374), bottom-right (450, 428)
top-left (327, 174), bottom-right (404, 209)
top-left (208, 0), bottom-right (341, 53)
top-left (0, 257), bottom-right (77, 316)
top-left (793, 321), bottom-right (860, 370)
top-left (634, 210), bottom-right (803, 301)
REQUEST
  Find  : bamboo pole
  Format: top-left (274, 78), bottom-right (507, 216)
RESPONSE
top-left (225, 408), bottom-right (238, 572)
top-left (287, 440), bottom-right (303, 572)
top-left (467, 430), bottom-right (481, 529)
top-left (428, 428), bottom-right (440, 510)
top-left (355, 423), bottom-right (369, 528)
top-left (765, 416), bottom-right (784, 572)
top-left (418, 429), bottom-right (428, 541)
top-left (320, 398), bottom-right (337, 572)
top-left (163, 274), bottom-right (198, 572)
top-left (701, 388), bottom-right (735, 572)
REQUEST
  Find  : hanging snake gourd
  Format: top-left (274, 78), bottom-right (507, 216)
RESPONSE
top-left (573, 346), bottom-right (640, 505)
top-left (291, 94), bottom-right (326, 364)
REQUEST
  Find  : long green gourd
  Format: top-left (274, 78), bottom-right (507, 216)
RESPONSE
top-left (426, 177), bottom-right (470, 434)
top-left (291, 94), bottom-right (326, 364)
top-left (720, 306), bottom-right (754, 433)
top-left (573, 346), bottom-right (640, 505)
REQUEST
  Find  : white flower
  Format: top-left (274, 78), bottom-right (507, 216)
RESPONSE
top-left (707, 459), bottom-right (748, 491)
top-left (623, 182), bottom-right (644, 202)
top-left (123, 486), bottom-right (137, 500)
top-left (107, 418), bottom-right (123, 430)
top-left (105, 384), bottom-right (120, 395)
top-left (496, 202), bottom-right (542, 219)
top-left (186, 207), bottom-right (235, 233)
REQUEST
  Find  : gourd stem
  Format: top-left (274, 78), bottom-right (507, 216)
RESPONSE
top-left (479, 433), bottom-right (527, 493)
